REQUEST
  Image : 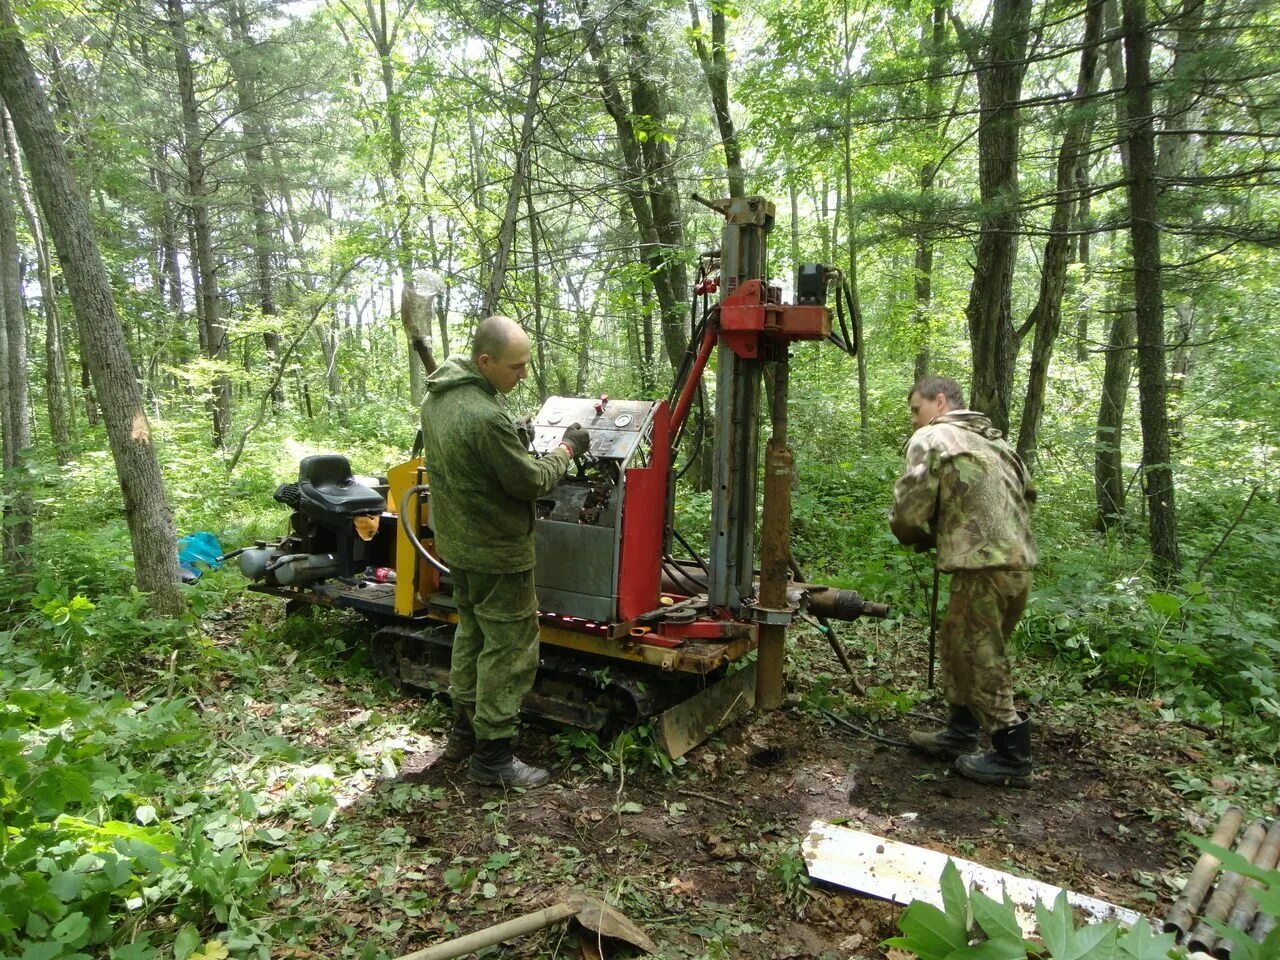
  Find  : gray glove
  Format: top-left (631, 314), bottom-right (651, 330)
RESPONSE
top-left (561, 422), bottom-right (591, 459)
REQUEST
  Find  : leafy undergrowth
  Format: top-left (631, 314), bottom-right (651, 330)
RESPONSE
top-left (3, 571), bottom-right (1277, 960)
top-left (2, 426), bottom-right (1277, 958)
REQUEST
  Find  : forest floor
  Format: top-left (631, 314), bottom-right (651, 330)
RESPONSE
top-left (211, 596), bottom-right (1251, 960)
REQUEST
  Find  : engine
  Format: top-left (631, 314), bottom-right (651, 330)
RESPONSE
top-left (239, 454), bottom-right (391, 587)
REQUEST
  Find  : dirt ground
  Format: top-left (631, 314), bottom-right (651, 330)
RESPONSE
top-left (372, 686), bottom-right (1195, 960)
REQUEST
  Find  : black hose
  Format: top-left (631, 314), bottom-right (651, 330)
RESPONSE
top-left (673, 382), bottom-right (706, 481)
top-left (671, 528), bottom-right (710, 576)
top-left (398, 484), bottom-right (450, 575)
top-left (662, 556), bottom-right (707, 595)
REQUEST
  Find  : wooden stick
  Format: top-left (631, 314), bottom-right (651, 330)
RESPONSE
top-left (397, 902), bottom-right (579, 960)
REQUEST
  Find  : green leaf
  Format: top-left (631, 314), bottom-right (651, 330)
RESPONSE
top-left (51, 913), bottom-right (90, 945)
top-left (894, 900), bottom-right (969, 960)
top-left (20, 942), bottom-right (65, 960)
top-left (1145, 593), bottom-right (1181, 617)
top-left (174, 924), bottom-right (202, 960)
top-left (309, 803), bottom-right (333, 828)
top-left (1115, 917), bottom-right (1177, 959)
top-left (1036, 893), bottom-right (1074, 958)
top-left (939, 860), bottom-right (970, 927)
top-left (971, 888), bottom-right (1023, 947)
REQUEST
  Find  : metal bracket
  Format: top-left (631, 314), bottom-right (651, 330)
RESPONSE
top-left (743, 602), bottom-right (796, 626)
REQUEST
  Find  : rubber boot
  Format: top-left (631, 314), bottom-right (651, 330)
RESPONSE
top-left (468, 737), bottom-right (550, 789)
top-left (955, 715), bottom-right (1032, 788)
top-left (442, 710), bottom-right (475, 762)
top-left (908, 705), bottom-right (981, 760)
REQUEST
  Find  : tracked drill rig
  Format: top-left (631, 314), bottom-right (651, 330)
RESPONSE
top-left (236, 195), bottom-right (889, 758)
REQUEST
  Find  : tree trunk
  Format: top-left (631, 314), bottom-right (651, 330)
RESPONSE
top-left (913, 0), bottom-right (946, 382)
top-left (1015, 0), bottom-right (1104, 466)
top-left (169, 0), bottom-right (229, 448)
top-left (1121, 0), bottom-right (1180, 581)
top-left (523, 176), bottom-right (550, 400)
top-left (1155, 0), bottom-right (1207, 446)
top-left (0, 128), bottom-right (33, 565)
top-left (960, 0), bottom-right (1031, 433)
top-left (228, 1), bottom-right (284, 412)
top-left (581, 5), bottom-right (688, 369)
top-left (688, 1), bottom-right (745, 197)
top-left (1072, 153), bottom-right (1093, 361)
top-left (1095, 298), bottom-right (1135, 531)
top-left (2, 106), bottom-right (68, 461)
top-left (0, 3), bottom-right (184, 612)
top-left (482, 0), bottom-right (547, 319)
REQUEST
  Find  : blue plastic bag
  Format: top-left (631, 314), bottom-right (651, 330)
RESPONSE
top-left (178, 532), bottom-right (223, 582)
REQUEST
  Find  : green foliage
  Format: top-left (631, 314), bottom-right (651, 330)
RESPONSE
top-left (1025, 573), bottom-right (1279, 737)
top-left (884, 863), bottom-right (1182, 960)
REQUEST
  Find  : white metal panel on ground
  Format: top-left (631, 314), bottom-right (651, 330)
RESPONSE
top-left (802, 820), bottom-right (1142, 935)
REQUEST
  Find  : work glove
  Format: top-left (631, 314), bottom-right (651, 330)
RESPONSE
top-left (561, 422), bottom-right (591, 459)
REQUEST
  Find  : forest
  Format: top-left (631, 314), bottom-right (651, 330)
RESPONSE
top-left (0, 0), bottom-right (1278, 955)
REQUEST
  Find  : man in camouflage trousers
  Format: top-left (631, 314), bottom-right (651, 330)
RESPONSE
top-left (890, 376), bottom-right (1038, 788)
top-left (421, 316), bottom-right (590, 788)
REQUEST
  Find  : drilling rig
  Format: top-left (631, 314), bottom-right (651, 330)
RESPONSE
top-left (236, 195), bottom-right (889, 758)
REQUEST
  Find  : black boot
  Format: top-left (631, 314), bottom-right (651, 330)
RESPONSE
top-left (908, 705), bottom-right (981, 760)
top-left (469, 737), bottom-right (550, 789)
top-left (955, 715), bottom-right (1032, 788)
top-left (442, 710), bottom-right (475, 762)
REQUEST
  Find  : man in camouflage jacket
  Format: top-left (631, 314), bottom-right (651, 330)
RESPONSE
top-left (890, 376), bottom-right (1038, 788)
top-left (421, 316), bottom-right (590, 789)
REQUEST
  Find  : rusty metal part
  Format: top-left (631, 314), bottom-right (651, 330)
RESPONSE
top-left (656, 662), bottom-right (757, 760)
top-left (756, 352), bottom-right (793, 710)
top-left (801, 584), bottom-right (891, 622)
top-left (1214, 818), bottom-right (1280, 959)
top-left (396, 891), bottom-right (654, 960)
top-left (1186, 817), bottom-right (1269, 954)
top-left (1164, 806), bottom-right (1246, 939)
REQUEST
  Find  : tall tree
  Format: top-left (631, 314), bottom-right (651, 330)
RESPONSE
top-left (2, 106), bottom-right (68, 462)
top-left (956, 0), bottom-right (1032, 433)
top-left (0, 0), bottom-right (185, 613)
top-left (688, 0), bottom-right (745, 197)
top-left (227, 0), bottom-right (285, 411)
top-left (480, 0), bottom-right (547, 317)
top-left (169, 0), bottom-right (231, 447)
top-left (0, 118), bottom-right (32, 565)
top-left (1121, 0), bottom-right (1181, 579)
top-left (1016, 0), bottom-right (1105, 465)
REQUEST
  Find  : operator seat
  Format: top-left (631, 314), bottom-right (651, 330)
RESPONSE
top-left (297, 454), bottom-right (385, 523)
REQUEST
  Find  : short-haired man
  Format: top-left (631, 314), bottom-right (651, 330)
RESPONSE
top-left (421, 316), bottom-right (590, 788)
top-left (890, 376), bottom-right (1038, 787)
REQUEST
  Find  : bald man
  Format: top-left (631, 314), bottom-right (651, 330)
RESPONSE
top-left (421, 316), bottom-right (590, 788)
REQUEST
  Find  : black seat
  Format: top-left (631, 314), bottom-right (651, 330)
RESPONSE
top-left (297, 455), bottom-right (385, 517)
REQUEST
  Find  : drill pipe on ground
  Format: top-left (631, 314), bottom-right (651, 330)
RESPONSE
top-left (1187, 817), bottom-right (1270, 954)
top-left (1164, 806), bottom-right (1246, 940)
top-left (1248, 905), bottom-right (1276, 944)
top-left (1215, 818), bottom-right (1280, 959)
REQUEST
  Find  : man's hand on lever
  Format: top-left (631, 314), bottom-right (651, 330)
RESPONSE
top-left (560, 422), bottom-right (591, 460)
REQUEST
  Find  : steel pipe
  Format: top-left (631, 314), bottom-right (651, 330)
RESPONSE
top-left (1187, 817), bottom-right (1269, 954)
top-left (1164, 806), bottom-right (1245, 940)
top-left (1215, 818), bottom-right (1280, 958)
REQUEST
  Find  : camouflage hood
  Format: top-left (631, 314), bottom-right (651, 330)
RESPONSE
top-left (889, 409), bottom-right (1037, 572)
top-left (425, 356), bottom-right (492, 397)
top-left (932, 409), bottom-right (1005, 441)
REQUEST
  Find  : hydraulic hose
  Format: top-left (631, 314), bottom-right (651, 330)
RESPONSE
top-left (398, 484), bottom-right (450, 576)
